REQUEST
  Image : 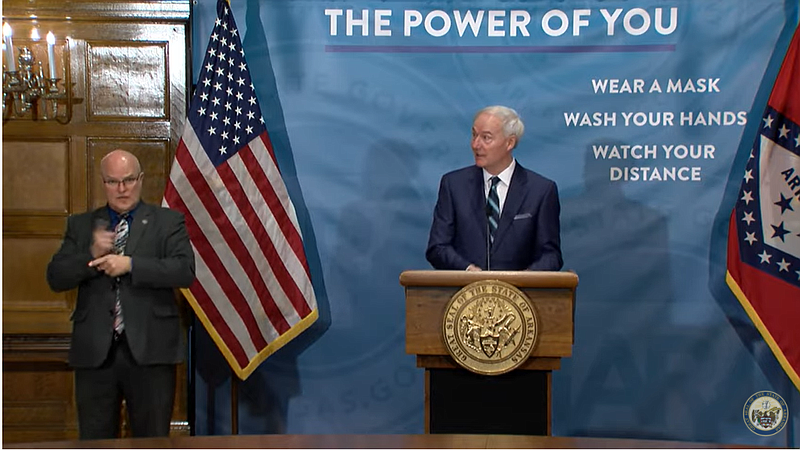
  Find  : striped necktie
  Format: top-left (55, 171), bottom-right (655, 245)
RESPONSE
top-left (112, 213), bottom-right (129, 335)
top-left (487, 176), bottom-right (501, 243)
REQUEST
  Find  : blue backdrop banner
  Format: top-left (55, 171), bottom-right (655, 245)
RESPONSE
top-left (190, 1), bottom-right (799, 445)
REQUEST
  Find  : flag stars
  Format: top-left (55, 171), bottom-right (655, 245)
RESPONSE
top-left (763, 115), bottom-right (774, 129)
top-left (743, 169), bottom-right (754, 183)
top-left (741, 190), bottom-right (754, 205)
top-left (742, 211), bottom-right (756, 225)
top-left (778, 124), bottom-right (790, 139)
top-left (188, 5), bottom-right (268, 164)
top-left (777, 259), bottom-right (791, 272)
top-left (774, 193), bottom-right (794, 214)
top-left (795, 135), bottom-right (800, 148)
top-left (770, 221), bottom-right (791, 242)
top-left (744, 232), bottom-right (757, 245)
top-left (758, 250), bottom-right (772, 264)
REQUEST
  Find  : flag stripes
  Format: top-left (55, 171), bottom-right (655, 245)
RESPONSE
top-left (163, 0), bottom-right (317, 377)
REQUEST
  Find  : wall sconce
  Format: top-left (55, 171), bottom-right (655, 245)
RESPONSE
top-left (3, 21), bottom-right (71, 123)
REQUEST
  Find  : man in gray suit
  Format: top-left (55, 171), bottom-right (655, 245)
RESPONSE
top-left (47, 149), bottom-right (195, 439)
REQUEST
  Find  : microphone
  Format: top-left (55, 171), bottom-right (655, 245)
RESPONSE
top-left (485, 203), bottom-right (492, 271)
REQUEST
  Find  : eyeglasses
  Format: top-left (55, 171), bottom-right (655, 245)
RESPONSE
top-left (103, 173), bottom-right (142, 188)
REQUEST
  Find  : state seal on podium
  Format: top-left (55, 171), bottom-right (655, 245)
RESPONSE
top-left (442, 279), bottom-right (539, 375)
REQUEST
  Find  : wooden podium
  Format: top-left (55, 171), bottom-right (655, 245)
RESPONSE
top-left (400, 270), bottom-right (577, 435)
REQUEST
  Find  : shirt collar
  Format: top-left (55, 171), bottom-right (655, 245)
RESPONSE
top-left (108, 202), bottom-right (140, 225)
top-left (483, 158), bottom-right (516, 187)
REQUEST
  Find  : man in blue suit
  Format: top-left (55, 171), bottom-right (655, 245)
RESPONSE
top-left (426, 105), bottom-right (563, 271)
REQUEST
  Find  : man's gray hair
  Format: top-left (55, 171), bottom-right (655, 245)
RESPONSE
top-left (475, 105), bottom-right (525, 142)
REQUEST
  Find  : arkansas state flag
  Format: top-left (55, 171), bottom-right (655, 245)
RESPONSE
top-left (727, 24), bottom-right (800, 392)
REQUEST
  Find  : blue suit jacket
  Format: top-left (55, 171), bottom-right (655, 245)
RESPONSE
top-left (426, 163), bottom-right (563, 271)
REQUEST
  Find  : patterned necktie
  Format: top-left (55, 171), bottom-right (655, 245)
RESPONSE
top-left (112, 213), bottom-right (129, 335)
top-left (487, 176), bottom-right (501, 243)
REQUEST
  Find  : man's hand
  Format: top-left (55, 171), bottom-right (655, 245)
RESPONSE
top-left (91, 229), bottom-right (115, 259)
top-left (89, 254), bottom-right (132, 277)
top-left (466, 264), bottom-right (483, 272)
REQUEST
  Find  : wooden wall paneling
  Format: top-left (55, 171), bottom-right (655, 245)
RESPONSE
top-left (2, 140), bottom-right (71, 214)
top-left (2, 0), bottom-right (191, 443)
top-left (2, 361), bottom-right (78, 443)
top-left (3, 237), bottom-right (74, 334)
top-left (87, 41), bottom-right (168, 120)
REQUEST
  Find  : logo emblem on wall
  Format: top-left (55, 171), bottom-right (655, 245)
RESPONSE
top-left (743, 391), bottom-right (788, 436)
top-left (442, 279), bottom-right (539, 375)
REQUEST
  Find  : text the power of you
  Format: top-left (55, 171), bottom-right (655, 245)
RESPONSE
top-left (324, 8), bottom-right (678, 37)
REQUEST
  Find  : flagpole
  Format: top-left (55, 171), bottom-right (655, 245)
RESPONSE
top-left (231, 370), bottom-right (239, 434)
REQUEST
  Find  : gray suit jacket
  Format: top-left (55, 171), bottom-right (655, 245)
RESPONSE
top-left (47, 202), bottom-right (195, 368)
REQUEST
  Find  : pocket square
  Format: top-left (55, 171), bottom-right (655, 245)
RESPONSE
top-left (513, 213), bottom-right (532, 220)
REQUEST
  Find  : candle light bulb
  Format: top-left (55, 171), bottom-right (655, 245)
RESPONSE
top-left (31, 28), bottom-right (40, 41)
top-left (46, 31), bottom-right (56, 79)
top-left (3, 22), bottom-right (16, 71)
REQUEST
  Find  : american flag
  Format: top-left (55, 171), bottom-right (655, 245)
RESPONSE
top-left (163, 0), bottom-right (318, 380)
top-left (727, 24), bottom-right (800, 392)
